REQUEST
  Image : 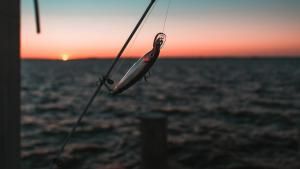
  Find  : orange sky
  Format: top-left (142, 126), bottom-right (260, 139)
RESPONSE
top-left (21, 0), bottom-right (300, 60)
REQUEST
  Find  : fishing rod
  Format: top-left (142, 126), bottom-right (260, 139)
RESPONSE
top-left (49, 0), bottom-right (157, 168)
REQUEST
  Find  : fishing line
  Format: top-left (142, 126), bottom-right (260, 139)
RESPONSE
top-left (162, 0), bottom-right (172, 33)
top-left (131, 0), bottom-right (157, 47)
top-left (110, 0), bottom-right (157, 81)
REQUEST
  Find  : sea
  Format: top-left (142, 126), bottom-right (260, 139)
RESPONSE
top-left (21, 58), bottom-right (300, 169)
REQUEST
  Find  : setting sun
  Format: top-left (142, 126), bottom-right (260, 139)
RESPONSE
top-left (61, 54), bottom-right (70, 61)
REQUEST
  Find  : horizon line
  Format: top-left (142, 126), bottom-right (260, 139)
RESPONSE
top-left (21, 55), bottom-right (300, 61)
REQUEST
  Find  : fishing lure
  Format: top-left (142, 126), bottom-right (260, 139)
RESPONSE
top-left (105, 32), bottom-right (166, 94)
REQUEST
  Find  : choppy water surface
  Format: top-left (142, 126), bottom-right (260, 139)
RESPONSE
top-left (21, 58), bottom-right (300, 169)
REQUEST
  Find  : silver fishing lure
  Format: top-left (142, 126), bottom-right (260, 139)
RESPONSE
top-left (107, 32), bottom-right (166, 95)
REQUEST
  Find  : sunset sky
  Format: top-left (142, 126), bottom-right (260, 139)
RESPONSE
top-left (21, 0), bottom-right (300, 60)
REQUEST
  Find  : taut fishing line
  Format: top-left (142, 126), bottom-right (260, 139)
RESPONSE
top-left (111, 0), bottom-right (158, 82)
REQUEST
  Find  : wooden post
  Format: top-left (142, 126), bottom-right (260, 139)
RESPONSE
top-left (0, 1), bottom-right (21, 169)
top-left (140, 115), bottom-right (167, 169)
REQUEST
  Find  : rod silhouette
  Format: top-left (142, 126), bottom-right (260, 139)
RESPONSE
top-left (50, 0), bottom-right (157, 168)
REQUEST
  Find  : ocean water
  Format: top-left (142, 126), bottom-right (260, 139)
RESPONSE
top-left (21, 58), bottom-right (300, 169)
